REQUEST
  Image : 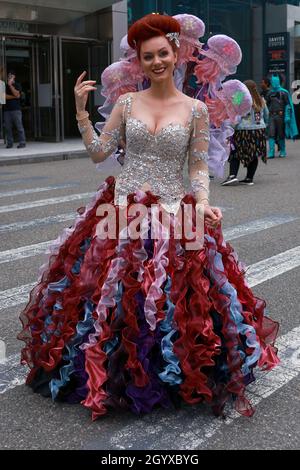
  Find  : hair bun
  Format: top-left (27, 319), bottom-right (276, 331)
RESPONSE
top-left (128, 14), bottom-right (181, 55)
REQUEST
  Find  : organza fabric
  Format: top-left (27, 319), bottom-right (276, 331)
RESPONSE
top-left (19, 95), bottom-right (279, 420)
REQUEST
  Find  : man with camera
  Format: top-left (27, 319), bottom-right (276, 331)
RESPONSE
top-left (3, 70), bottom-right (26, 149)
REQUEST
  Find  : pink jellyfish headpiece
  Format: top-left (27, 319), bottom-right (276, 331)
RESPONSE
top-left (200, 35), bottom-right (242, 75)
top-left (194, 34), bottom-right (242, 86)
top-left (206, 79), bottom-right (252, 127)
top-left (173, 14), bottom-right (205, 65)
top-left (219, 80), bottom-right (252, 123)
top-left (101, 61), bottom-right (140, 104)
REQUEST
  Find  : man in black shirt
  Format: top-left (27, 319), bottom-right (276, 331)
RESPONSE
top-left (260, 77), bottom-right (270, 100)
top-left (3, 71), bottom-right (26, 148)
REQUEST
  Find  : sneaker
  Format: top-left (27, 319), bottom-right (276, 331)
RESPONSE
top-left (239, 178), bottom-right (254, 185)
top-left (6, 144), bottom-right (13, 149)
top-left (17, 143), bottom-right (26, 148)
top-left (221, 175), bottom-right (239, 186)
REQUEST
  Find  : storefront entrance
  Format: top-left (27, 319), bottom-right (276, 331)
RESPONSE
top-left (0, 33), bottom-right (110, 142)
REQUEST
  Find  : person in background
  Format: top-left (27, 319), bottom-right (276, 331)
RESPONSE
top-left (260, 77), bottom-right (270, 100)
top-left (266, 75), bottom-right (298, 158)
top-left (222, 79), bottom-right (269, 186)
top-left (3, 70), bottom-right (26, 148)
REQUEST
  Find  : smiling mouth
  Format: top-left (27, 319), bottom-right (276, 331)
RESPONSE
top-left (152, 67), bottom-right (166, 74)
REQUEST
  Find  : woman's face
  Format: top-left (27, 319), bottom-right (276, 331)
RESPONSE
top-left (139, 36), bottom-right (177, 83)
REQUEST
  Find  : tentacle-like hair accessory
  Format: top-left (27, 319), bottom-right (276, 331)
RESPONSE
top-left (194, 35), bottom-right (242, 87)
top-left (173, 14), bottom-right (205, 66)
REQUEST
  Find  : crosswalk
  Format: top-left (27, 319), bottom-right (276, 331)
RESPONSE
top-left (0, 183), bottom-right (299, 313)
top-left (0, 178), bottom-right (299, 417)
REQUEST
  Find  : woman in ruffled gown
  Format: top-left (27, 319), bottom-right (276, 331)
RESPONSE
top-left (18, 13), bottom-right (279, 420)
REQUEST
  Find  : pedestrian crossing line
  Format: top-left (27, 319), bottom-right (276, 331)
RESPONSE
top-left (246, 245), bottom-right (300, 287)
top-left (0, 352), bottom-right (27, 394)
top-left (0, 241), bottom-right (55, 264)
top-left (0, 183), bottom-right (80, 199)
top-left (0, 192), bottom-right (94, 214)
top-left (0, 283), bottom-right (36, 310)
top-left (0, 245), bottom-right (300, 311)
top-left (223, 214), bottom-right (299, 241)
top-left (0, 213), bottom-right (297, 264)
top-left (0, 176), bottom-right (49, 186)
top-left (0, 213), bottom-right (75, 234)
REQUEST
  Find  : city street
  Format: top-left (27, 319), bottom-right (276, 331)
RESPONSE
top-left (0, 140), bottom-right (299, 450)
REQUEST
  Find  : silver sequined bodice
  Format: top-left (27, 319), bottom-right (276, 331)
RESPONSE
top-left (114, 116), bottom-right (192, 213)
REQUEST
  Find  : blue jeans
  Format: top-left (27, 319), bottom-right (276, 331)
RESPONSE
top-left (4, 110), bottom-right (26, 146)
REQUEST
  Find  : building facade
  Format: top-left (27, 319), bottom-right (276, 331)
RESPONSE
top-left (1, 1), bottom-right (300, 142)
top-left (128, 1), bottom-right (300, 89)
top-left (0, 0), bottom-right (127, 142)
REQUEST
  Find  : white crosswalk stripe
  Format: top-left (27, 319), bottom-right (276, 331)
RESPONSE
top-left (0, 213), bottom-right (75, 233)
top-left (0, 192), bottom-right (93, 214)
top-left (0, 244), bottom-right (299, 311)
top-left (0, 183), bottom-right (80, 199)
top-left (0, 241), bottom-right (54, 264)
top-left (0, 283), bottom-right (36, 310)
top-left (247, 245), bottom-right (300, 287)
top-left (0, 214), bottom-right (296, 264)
top-left (223, 214), bottom-right (298, 240)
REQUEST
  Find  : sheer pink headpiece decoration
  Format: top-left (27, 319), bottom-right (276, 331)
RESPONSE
top-left (217, 79), bottom-right (252, 124)
top-left (173, 14), bottom-right (205, 65)
top-left (120, 34), bottom-right (137, 60)
top-left (101, 61), bottom-right (142, 104)
top-left (206, 80), bottom-right (252, 127)
top-left (200, 35), bottom-right (242, 75)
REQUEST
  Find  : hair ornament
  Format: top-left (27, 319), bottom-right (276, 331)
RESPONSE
top-left (166, 32), bottom-right (180, 48)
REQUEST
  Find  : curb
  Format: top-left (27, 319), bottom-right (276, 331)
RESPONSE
top-left (0, 150), bottom-right (88, 166)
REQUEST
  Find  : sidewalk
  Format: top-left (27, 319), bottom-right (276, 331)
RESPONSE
top-left (0, 137), bottom-right (298, 167)
top-left (0, 138), bottom-right (87, 166)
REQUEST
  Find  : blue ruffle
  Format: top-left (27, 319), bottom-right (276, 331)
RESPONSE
top-left (206, 235), bottom-right (261, 376)
top-left (50, 299), bottom-right (95, 400)
top-left (158, 276), bottom-right (182, 385)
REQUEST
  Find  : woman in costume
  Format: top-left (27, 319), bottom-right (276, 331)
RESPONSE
top-left (222, 80), bottom-right (269, 186)
top-left (18, 14), bottom-right (279, 421)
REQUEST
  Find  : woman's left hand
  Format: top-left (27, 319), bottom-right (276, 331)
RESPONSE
top-left (203, 205), bottom-right (223, 229)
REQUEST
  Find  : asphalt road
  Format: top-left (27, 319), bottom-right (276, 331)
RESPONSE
top-left (0, 141), bottom-right (299, 450)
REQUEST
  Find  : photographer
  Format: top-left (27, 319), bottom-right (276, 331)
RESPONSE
top-left (3, 70), bottom-right (26, 148)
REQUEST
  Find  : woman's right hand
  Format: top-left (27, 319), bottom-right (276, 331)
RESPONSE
top-left (74, 71), bottom-right (97, 113)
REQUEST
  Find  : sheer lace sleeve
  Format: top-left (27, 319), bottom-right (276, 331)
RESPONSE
top-left (76, 93), bottom-right (131, 163)
top-left (188, 100), bottom-right (210, 205)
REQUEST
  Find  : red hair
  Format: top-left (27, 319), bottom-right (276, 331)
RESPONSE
top-left (128, 14), bottom-right (181, 58)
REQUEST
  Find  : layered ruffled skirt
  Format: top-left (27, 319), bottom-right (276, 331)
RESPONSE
top-left (18, 176), bottom-right (279, 420)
